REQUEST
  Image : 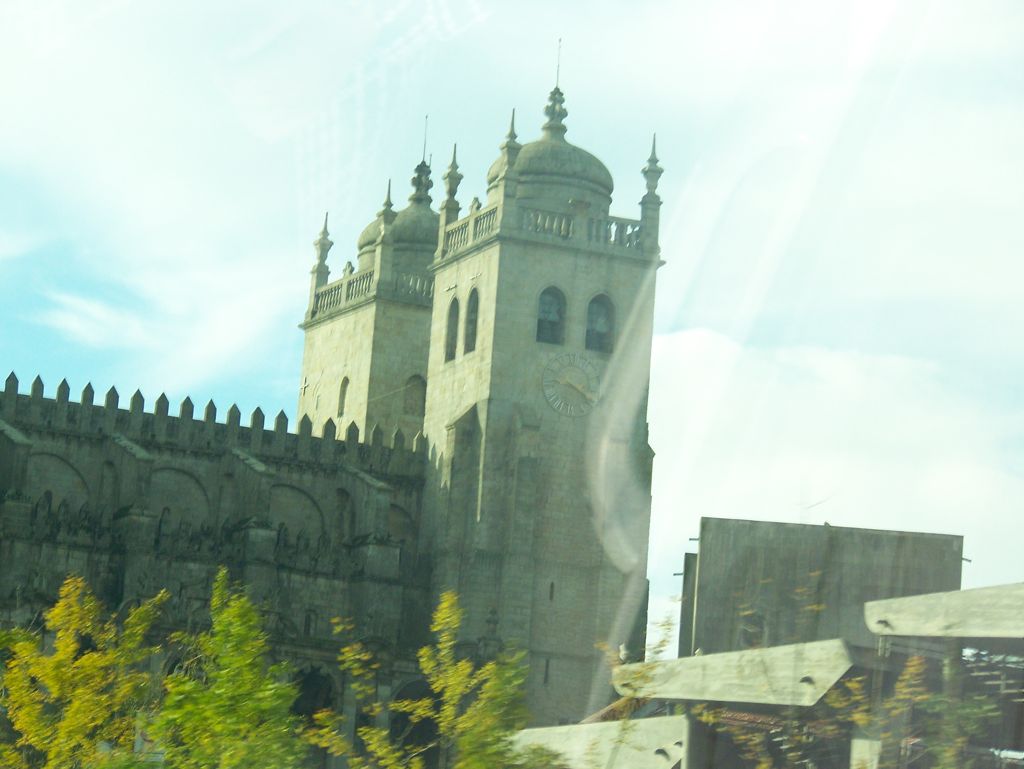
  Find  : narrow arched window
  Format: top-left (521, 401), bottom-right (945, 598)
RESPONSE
top-left (404, 375), bottom-right (426, 416)
top-left (445, 298), bottom-right (459, 362)
top-left (337, 377), bottom-right (349, 418)
top-left (536, 287), bottom-right (566, 344)
top-left (464, 289), bottom-right (479, 353)
top-left (586, 295), bottom-right (615, 353)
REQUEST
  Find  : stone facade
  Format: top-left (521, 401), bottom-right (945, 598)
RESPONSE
top-left (297, 87), bottom-right (662, 725)
top-left (0, 86), bottom-right (662, 736)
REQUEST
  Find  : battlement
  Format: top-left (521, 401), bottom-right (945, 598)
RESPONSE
top-left (1, 372), bottom-right (425, 479)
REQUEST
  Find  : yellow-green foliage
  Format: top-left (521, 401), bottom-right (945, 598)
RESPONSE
top-left (0, 576), bottom-right (167, 769)
top-left (148, 568), bottom-right (307, 769)
top-left (309, 591), bottom-right (539, 769)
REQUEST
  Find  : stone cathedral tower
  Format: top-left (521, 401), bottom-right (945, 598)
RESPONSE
top-left (298, 86), bottom-right (663, 724)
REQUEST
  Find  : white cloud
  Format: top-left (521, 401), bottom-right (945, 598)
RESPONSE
top-left (0, 231), bottom-right (45, 260)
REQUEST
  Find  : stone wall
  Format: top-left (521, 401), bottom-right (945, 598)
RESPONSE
top-left (0, 371), bottom-right (431, 767)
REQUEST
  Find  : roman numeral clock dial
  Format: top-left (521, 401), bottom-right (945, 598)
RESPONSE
top-left (541, 352), bottom-right (601, 417)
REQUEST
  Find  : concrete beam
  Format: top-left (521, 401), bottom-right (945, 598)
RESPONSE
top-left (864, 582), bottom-right (1024, 638)
top-left (515, 715), bottom-right (689, 769)
top-left (612, 639), bottom-right (853, 707)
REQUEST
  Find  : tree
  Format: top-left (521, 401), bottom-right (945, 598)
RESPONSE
top-left (0, 576), bottom-right (167, 769)
top-left (147, 567), bottom-right (308, 769)
top-left (308, 591), bottom-right (550, 769)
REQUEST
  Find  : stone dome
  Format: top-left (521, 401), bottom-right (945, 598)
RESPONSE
top-left (512, 137), bottom-right (613, 195)
top-left (486, 87), bottom-right (613, 197)
top-left (357, 216), bottom-right (383, 251)
top-left (388, 203), bottom-right (439, 246)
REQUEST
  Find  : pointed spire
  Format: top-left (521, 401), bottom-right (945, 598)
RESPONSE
top-left (444, 143), bottom-right (463, 202)
top-left (377, 179), bottom-right (396, 225)
top-left (642, 132), bottom-right (664, 197)
top-left (313, 211), bottom-right (333, 264)
top-left (542, 86), bottom-right (568, 139)
top-left (409, 159), bottom-right (433, 205)
top-left (497, 108), bottom-right (522, 171)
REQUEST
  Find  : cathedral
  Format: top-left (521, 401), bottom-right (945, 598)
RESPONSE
top-left (0, 85), bottom-right (663, 738)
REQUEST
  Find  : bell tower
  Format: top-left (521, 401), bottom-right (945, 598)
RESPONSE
top-left (298, 164), bottom-right (438, 445)
top-left (420, 87), bottom-right (662, 724)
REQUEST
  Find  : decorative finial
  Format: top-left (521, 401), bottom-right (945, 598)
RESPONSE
top-left (422, 114), bottom-right (429, 163)
top-left (542, 86), bottom-right (568, 139)
top-left (507, 108), bottom-right (517, 142)
top-left (378, 179), bottom-right (396, 224)
top-left (313, 211), bottom-right (333, 262)
top-left (556, 38), bottom-right (562, 87)
top-left (409, 159), bottom-right (433, 205)
top-left (444, 144), bottom-right (463, 202)
top-left (642, 133), bottom-right (663, 197)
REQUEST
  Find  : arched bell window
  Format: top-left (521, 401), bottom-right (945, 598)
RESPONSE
top-left (585, 294), bottom-right (615, 353)
top-left (536, 287), bottom-right (566, 345)
top-left (337, 377), bottom-right (349, 418)
top-left (464, 289), bottom-right (479, 353)
top-left (445, 298), bottom-right (459, 362)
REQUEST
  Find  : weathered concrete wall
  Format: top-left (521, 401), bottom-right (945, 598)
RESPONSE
top-left (689, 517), bottom-right (963, 654)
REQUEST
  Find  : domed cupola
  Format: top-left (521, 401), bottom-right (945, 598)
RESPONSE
top-left (389, 160), bottom-right (440, 246)
top-left (357, 181), bottom-right (396, 253)
top-left (488, 88), bottom-right (614, 203)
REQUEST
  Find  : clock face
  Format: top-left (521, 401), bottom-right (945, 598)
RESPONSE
top-left (541, 352), bottom-right (601, 417)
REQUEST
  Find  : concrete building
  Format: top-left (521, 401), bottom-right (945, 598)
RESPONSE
top-left (678, 517), bottom-right (964, 657)
top-left (0, 85), bottom-right (661, 733)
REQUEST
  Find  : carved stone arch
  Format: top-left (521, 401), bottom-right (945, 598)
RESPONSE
top-left (389, 678), bottom-right (439, 768)
top-left (25, 452), bottom-right (89, 509)
top-left (268, 484), bottom-right (327, 546)
top-left (388, 504), bottom-right (417, 544)
top-left (291, 664), bottom-right (337, 717)
top-left (291, 665), bottom-right (337, 769)
top-left (149, 467), bottom-right (211, 523)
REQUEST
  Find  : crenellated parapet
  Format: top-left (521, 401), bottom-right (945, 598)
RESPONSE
top-left (0, 371), bottom-right (431, 669)
top-left (0, 372), bottom-right (426, 480)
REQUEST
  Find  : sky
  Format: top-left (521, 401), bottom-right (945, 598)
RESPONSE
top-left (1, 0), bottom-right (1023, 653)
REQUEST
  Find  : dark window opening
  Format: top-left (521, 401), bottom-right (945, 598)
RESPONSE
top-left (464, 289), bottom-right (479, 353)
top-left (337, 377), bottom-right (349, 418)
top-left (586, 294), bottom-right (615, 353)
top-left (549, 581), bottom-right (555, 601)
top-left (543, 657), bottom-right (551, 685)
top-left (445, 298), bottom-right (459, 362)
top-left (536, 287), bottom-right (566, 344)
